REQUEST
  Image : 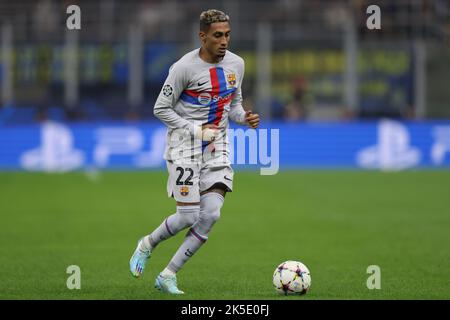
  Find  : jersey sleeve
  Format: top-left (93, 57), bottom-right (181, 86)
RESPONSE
top-left (228, 59), bottom-right (247, 125)
top-left (153, 62), bottom-right (194, 133)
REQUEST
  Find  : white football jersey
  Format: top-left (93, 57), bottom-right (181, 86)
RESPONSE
top-left (154, 48), bottom-right (247, 164)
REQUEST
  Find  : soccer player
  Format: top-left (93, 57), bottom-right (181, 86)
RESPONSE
top-left (129, 9), bottom-right (259, 294)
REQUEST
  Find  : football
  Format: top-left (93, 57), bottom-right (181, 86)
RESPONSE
top-left (272, 260), bottom-right (311, 295)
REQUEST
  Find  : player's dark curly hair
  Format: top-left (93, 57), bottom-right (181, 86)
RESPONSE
top-left (199, 9), bottom-right (230, 32)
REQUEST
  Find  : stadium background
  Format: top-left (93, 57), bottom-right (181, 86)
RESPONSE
top-left (0, 0), bottom-right (449, 299)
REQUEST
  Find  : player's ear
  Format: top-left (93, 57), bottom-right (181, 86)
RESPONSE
top-left (199, 31), bottom-right (207, 43)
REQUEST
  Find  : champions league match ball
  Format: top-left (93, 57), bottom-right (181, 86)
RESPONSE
top-left (272, 260), bottom-right (311, 295)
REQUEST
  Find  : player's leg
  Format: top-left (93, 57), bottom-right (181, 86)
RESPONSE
top-left (155, 184), bottom-right (227, 294)
top-left (156, 166), bottom-right (233, 293)
top-left (140, 201), bottom-right (200, 250)
top-left (165, 185), bottom-right (226, 269)
top-left (129, 203), bottom-right (200, 278)
top-left (194, 187), bottom-right (226, 235)
top-left (130, 161), bottom-right (200, 278)
top-left (152, 200), bottom-right (202, 294)
top-left (193, 165), bottom-right (233, 240)
top-left (146, 161), bottom-right (201, 248)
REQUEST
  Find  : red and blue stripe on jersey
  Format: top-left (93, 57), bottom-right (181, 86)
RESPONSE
top-left (207, 67), bottom-right (228, 125)
top-left (179, 67), bottom-right (236, 125)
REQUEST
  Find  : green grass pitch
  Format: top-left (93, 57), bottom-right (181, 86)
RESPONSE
top-left (0, 170), bottom-right (449, 299)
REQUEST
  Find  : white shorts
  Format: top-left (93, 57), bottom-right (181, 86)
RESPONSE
top-left (166, 159), bottom-right (234, 203)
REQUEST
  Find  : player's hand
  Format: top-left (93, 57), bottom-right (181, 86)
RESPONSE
top-left (245, 111), bottom-right (260, 129)
top-left (196, 124), bottom-right (220, 142)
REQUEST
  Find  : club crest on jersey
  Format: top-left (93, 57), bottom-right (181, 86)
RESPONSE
top-left (180, 186), bottom-right (189, 196)
top-left (198, 92), bottom-right (212, 106)
top-left (227, 73), bottom-right (236, 86)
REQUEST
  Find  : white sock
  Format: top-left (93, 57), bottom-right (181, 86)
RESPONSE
top-left (139, 236), bottom-right (153, 252)
top-left (161, 267), bottom-right (176, 277)
top-left (163, 192), bottom-right (224, 274)
top-left (166, 228), bottom-right (208, 274)
top-left (147, 205), bottom-right (200, 249)
top-left (194, 193), bottom-right (224, 235)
